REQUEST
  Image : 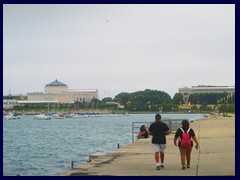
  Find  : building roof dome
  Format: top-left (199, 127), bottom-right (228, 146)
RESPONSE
top-left (45, 79), bottom-right (67, 87)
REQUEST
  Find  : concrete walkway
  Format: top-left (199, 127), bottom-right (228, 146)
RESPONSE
top-left (61, 114), bottom-right (235, 176)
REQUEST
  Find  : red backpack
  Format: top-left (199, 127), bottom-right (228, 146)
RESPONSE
top-left (180, 128), bottom-right (191, 148)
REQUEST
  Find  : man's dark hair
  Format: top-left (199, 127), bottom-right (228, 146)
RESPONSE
top-left (155, 113), bottom-right (161, 120)
top-left (182, 120), bottom-right (189, 129)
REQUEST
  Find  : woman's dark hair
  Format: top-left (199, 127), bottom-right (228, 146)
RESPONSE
top-left (140, 125), bottom-right (145, 132)
top-left (182, 120), bottom-right (189, 130)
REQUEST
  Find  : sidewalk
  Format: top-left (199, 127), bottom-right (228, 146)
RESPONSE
top-left (61, 114), bottom-right (235, 176)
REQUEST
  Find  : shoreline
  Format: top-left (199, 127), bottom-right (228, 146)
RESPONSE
top-left (3, 110), bottom-right (222, 116)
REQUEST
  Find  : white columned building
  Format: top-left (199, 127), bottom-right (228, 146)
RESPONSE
top-left (27, 79), bottom-right (98, 103)
top-left (179, 85), bottom-right (235, 104)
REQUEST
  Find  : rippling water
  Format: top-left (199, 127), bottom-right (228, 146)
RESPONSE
top-left (3, 113), bottom-right (207, 176)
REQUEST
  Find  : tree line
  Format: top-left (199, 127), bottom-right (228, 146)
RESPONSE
top-left (102, 89), bottom-right (235, 112)
top-left (12, 89), bottom-right (235, 113)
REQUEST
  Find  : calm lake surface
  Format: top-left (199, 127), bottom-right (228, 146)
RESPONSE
top-left (3, 113), bottom-right (207, 176)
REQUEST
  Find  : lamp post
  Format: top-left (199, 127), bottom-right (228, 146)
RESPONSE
top-left (159, 106), bottom-right (163, 113)
top-left (225, 100), bottom-right (228, 116)
top-left (179, 101), bottom-right (182, 109)
top-left (126, 100), bottom-right (131, 111)
top-left (147, 101), bottom-right (151, 111)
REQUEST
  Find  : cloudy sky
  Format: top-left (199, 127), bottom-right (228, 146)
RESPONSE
top-left (3, 4), bottom-right (235, 99)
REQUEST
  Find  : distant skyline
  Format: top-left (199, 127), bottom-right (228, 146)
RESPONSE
top-left (3, 4), bottom-right (235, 98)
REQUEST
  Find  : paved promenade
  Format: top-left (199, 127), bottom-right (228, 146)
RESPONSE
top-left (61, 114), bottom-right (235, 176)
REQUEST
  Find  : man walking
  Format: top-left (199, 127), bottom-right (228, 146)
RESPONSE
top-left (148, 113), bottom-right (170, 170)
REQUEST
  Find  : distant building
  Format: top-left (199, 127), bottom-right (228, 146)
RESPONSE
top-left (27, 79), bottom-right (98, 103)
top-left (179, 85), bottom-right (235, 104)
top-left (3, 99), bottom-right (18, 110)
top-left (3, 94), bottom-right (27, 110)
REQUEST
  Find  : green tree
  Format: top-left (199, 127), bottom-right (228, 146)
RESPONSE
top-left (172, 93), bottom-right (183, 105)
top-left (200, 102), bottom-right (208, 111)
top-left (191, 105), bottom-right (198, 111)
top-left (113, 92), bottom-right (130, 105)
top-left (113, 89), bottom-right (172, 111)
top-left (189, 94), bottom-right (200, 104)
top-left (189, 92), bottom-right (232, 105)
top-left (102, 97), bottom-right (113, 102)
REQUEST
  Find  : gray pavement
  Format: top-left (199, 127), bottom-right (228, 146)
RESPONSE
top-left (61, 114), bottom-right (235, 176)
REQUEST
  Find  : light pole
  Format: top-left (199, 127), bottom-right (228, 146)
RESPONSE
top-left (225, 100), bottom-right (228, 116)
top-left (147, 101), bottom-right (151, 111)
top-left (126, 100), bottom-right (131, 111)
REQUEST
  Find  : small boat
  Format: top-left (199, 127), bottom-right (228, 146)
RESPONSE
top-left (76, 112), bottom-right (89, 118)
top-left (110, 113), bottom-right (123, 117)
top-left (85, 112), bottom-right (96, 118)
top-left (52, 113), bottom-right (65, 119)
top-left (79, 114), bottom-right (89, 118)
top-left (4, 112), bottom-right (21, 120)
top-left (95, 113), bottom-right (102, 117)
top-left (64, 113), bottom-right (79, 119)
top-left (34, 114), bottom-right (52, 120)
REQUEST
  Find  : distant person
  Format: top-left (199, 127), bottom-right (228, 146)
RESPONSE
top-left (174, 120), bottom-right (199, 170)
top-left (148, 114), bottom-right (170, 170)
top-left (137, 124), bottom-right (149, 139)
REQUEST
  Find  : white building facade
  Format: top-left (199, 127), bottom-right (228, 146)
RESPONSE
top-left (27, 79), bottom-right (98, 103)
top-left (179, 85), bottom-right (235, 104)
top-left (3, 99), bottom-right (18, 110)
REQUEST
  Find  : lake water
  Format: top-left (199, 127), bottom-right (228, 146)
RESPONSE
top-left (3, 113), bottom-right (207, 176)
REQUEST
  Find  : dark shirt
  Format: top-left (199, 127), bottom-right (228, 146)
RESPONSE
top-left (149, 121), bottom-right (169, 144)
top-left (142, 130), bottom-right (149, 138)
top-left (175, 127), bottom-right (196, 147)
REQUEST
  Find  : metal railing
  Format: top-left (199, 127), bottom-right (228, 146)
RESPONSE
top-left (132, 119), bottom-right (188, 143)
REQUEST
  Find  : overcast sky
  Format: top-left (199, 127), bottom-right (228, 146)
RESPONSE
top-left (3, 4), bottom-right (235, 99)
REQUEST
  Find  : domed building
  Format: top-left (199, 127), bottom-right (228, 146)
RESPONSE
top-left (44, 79), bottom-right (68, 94)
top-left (27, 79), bottom-right (98, 103)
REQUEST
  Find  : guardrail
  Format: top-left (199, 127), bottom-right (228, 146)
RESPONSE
top-left (132, 119), bottom-right (188, 143)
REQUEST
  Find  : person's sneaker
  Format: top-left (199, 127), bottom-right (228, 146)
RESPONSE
top-left (187, 165), bottom-right (190, 168)
top-left (160, 165), bottom-right (164, 169)
top-left (156, 166), bottom-right (161, 170)
top-left (182, 165), bottom-right (186, 170)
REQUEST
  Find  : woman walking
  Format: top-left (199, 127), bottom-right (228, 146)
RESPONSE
top-left (174, 120), bottom-right (199, 170)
